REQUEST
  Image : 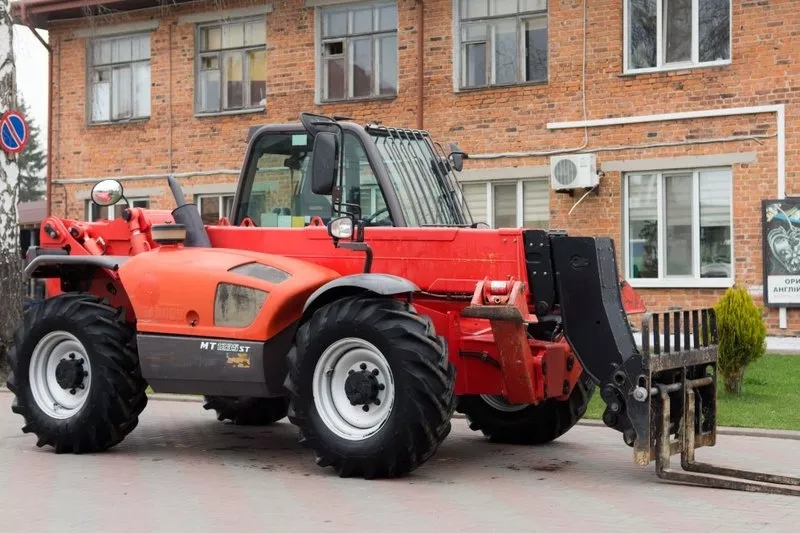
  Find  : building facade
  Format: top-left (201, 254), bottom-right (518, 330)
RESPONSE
top-left (13, 0), bottom-right (800, 334)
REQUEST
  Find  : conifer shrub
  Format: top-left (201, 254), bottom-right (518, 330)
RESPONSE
top-left (713, 285), bottom-right (767, 394)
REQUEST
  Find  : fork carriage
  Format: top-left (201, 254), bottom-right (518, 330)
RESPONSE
top-left (639, 310), bottom-right (800, 496)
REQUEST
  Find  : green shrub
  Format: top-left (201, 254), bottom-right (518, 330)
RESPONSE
top-left (714, 285), bottom-right (767, 394)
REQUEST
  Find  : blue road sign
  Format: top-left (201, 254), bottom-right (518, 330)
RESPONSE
top-left (1, 110), bottom-right (29, 154)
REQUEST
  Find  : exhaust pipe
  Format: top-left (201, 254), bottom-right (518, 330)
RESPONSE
top-left (167, 175), bottom-right (211, 248)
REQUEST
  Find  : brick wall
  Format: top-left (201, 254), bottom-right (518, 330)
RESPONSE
top-left (44, 0), bottom-right (800, 334)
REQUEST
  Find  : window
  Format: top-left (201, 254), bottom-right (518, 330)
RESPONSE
top-left (237, 131), bottom-right (391, 227)
top-left (85, 198), bottom-right (150, 221)
top-left (318, 1), bottom-right (398, 102)
top-left (460, 178), bottom-right (549, 228)
top-left (624, 168), bottom-right (732, 287)
top-left (456, 0), bottom-right (548, 90)
top-left (88, 33), bottom-right (151, 123)
top-left (196, 18), bottom-right (267, 114)
top-left (625, 0), bottom-right (731, 73)
top-left (196, 194), bottom-right (235, 224)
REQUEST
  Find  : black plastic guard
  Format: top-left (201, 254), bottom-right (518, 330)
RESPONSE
top-left (522, 230), bottom-right (558, 317)
top-left (550, 235), bottom-right (651, 453)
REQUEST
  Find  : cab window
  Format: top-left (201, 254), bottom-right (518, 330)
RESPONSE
top-left (237, 131), bottom-right (392, 227)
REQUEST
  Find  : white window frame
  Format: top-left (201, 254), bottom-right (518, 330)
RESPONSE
top-left (622, 167), bottom-right (734, 289)
top-left (462, 178), bottom-right (549, 228)
top-left (86, 32), bottom-right (152, 124)
top-left (623, 0), bottom-right (732, 75)
top-left (85, 198), bottom-right (150, 221)
top-left (315, 0), bottom-right (399, 103)
top-left (195, 193), bottom-right (235, 222)
top-left (453, 0), bottom-right (549, 91)
top-left (194, 16), bottom-right (267, 115)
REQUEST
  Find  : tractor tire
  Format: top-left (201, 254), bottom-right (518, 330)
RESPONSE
top-left (203, 395), bottom-right (289, 426)
top-left (456, 371), bottom-right (595, 445)
top-left (6, 293), bottom-right (148, 454)
top-left (284, 295), bottom-right (456, 479)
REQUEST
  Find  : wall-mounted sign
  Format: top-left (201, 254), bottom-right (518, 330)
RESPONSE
top-left (762, 199), bottom-right (800, 307)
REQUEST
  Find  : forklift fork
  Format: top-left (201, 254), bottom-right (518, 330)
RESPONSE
top-left (643, 310), bottom-right (800, 496)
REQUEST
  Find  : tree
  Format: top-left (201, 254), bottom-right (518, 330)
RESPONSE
top-left (16, 94), bottom-right (45, 202)
top-left (0, 0), bottom-right (21, 378)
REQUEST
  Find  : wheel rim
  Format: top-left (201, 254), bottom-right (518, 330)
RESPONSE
top-left (312, 337), bottom-right (395, 441)
top-left (480, 395), bottom-right (528, 413)
top-left (28, 331), bottom-right (92, 420)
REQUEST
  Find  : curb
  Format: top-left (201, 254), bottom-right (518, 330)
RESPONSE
top-left (576, 418), bottom-right (800, 441)
top-left (0, 387), bottom-right (204, 404)
top-left (2, 388), bottom-right (798, 440)
top-left (147, 393), bottom-right (204, 403)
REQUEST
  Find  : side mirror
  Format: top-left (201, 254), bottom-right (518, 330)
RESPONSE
top-left (310, 131), bottom-right (339, 195)
top-left (90, 179), bottom-right (124, 207)
top-left (448, 143), bottom-right (467, 173)
top-left (328, 216), bottom-right (354, 240)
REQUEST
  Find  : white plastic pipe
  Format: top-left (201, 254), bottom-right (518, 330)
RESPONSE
top-left (546, 104), bottom-right (787, 328)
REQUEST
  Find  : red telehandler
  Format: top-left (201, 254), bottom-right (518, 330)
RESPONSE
top-left (9, 113), bottom-right (800, 494)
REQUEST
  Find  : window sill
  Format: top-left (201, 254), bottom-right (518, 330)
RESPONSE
top-left (87, 117), bottom-right (150, 127)
top-left (194, 106), bottom-right (265, 118)
top-left (318, 94), bottom-right (397, 105)
top-left (627, 277), bottom-right (734, 290)
top-left (619, 60), bottom-right (731, 77)
top-left (455, 80), bottom-right (548, 94)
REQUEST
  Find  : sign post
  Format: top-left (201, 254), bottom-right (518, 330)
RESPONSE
top-left (762, 198), bottom-right (800, 307)
top-left (0, 110), bottom-right (29, 154)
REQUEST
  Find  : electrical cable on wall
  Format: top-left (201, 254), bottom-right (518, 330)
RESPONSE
top-left (568, 185), bottom-right (598, 216)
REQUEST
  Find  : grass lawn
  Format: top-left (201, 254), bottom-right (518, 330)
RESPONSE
top-left (583, 354), bottom-right (800, 431)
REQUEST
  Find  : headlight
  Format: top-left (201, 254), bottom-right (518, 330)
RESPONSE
top-left (214, 283), bottom-right (269, 328)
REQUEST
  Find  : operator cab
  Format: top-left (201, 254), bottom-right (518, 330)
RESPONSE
top-left (234, 125), bottom-right (391, 228)
top-left (232, 114), bottom-right (474, 229)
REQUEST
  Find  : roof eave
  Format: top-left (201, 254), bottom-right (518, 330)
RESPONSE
top-left (11, 0), bottom-right (175, 29)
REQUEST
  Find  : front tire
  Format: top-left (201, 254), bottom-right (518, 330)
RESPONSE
top-left (203, 395), bottom-right (289, 426)
top-left (456, 371), bottom-right (595, 445)
top-left (284, 296), bottom-right (456, 479)
top-left (6, 293), bottom-right (148, 453)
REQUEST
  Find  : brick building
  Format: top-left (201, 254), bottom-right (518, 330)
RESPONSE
top-left (12, 0), bottom-right (800, 334)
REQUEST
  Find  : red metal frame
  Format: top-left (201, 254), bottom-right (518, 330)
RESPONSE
top-left (36, 214), bottom-right (642, 405)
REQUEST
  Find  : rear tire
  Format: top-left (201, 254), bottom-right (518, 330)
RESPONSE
top-left (203, 396), bottom-right (289, 426)
top-left (6, 293), bottom-right (148, 453)
top-left (284, 295), bottom-right (456, 479)
top-left (456, 371), bottom-right (594, 445)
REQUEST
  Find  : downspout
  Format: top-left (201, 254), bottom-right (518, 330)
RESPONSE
top-left (46, 34), bottom-right (54, 217)
top-left (168, 22), bottom-right (173, 176)
top-left (416, 0), bottom-right (423, 130)
top-left (19, 6), bottom-right (54, 217)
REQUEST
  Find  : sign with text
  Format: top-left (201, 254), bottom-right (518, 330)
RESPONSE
top-left (762, 199), bottom-right (800, 307)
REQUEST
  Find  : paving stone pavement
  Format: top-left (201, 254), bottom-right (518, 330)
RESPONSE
top-left (0, 393), bottom-right (798, 533)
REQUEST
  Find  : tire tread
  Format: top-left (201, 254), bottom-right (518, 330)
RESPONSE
top-left (7, 293), bottom-right (148, 454)
top-left (456, 371), bottom-right (595, 445)
top-left (284, 295), bottom-right (456, 479)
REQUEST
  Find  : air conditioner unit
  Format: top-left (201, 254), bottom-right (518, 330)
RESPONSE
top-left (550, 154), bottom-right (598, 191)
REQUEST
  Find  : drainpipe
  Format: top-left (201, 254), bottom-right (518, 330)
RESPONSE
top-left (45, 34), bottom-right (54, 217)
top-left (19, 6), bottom-right (54, 217)
top-left (416, 0), bottom-right (424, 130)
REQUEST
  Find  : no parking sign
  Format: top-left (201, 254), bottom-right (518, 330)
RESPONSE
top-left (0, 110), bottom-right (29, 154)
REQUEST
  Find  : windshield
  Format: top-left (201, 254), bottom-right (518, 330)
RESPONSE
top-left (236, 131), bottom-right (392, 227)
top-left (367, 127), bottom-right (473, 227)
